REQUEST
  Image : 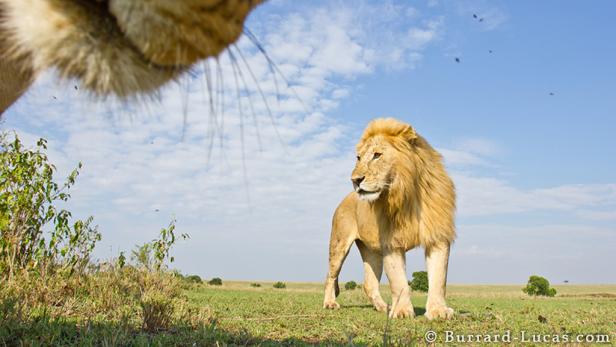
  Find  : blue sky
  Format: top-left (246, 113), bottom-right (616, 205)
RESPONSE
top-left (3, 0), bottom-right (615, 284)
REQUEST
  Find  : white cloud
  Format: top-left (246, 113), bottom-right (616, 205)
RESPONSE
top-left (440, 148), bottom-right (492, 167)
top-left (453, 170), bottom-right (616, 217)
top-left (576, 210), bottom-right (616, 221)
top-left (455, 138), bottom-right (501, 157)
top-left (437, 138), bottom-right (616, 218)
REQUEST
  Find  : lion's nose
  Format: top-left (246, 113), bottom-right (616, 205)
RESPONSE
top-left (351, 176), bottom-right (365, 189)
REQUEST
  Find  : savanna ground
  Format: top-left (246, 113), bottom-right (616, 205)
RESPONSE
top-left (2, 276), bottom-right (615, 346)
top-left (185, 282), bottom-right (616, 346)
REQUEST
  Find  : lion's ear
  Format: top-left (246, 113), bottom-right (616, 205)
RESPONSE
top-left (401, 125), bottom-right (417, 143)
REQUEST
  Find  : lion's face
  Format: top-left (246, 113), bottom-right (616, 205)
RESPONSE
top-left (0, 0), bottom-right (262, 102)
top-left (351, 136), bottom-right (396, 202)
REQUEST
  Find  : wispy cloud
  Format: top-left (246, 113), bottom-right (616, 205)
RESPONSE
top-left (441, 141), bottom-right (616, 217)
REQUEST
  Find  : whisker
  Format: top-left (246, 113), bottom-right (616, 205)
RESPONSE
top-left (179, 74), bottom-right (190, 142)
top-left (229, 51), bottom-right (251, 202)
top-left (229, 47), bottom-right (262, 152)
top-left (244, 29), bottom-right (310, 113)
top-left (215, 57), bottom-right (227, 162)
top-left (234, 44), bottom-right (288, 153)
top-left (202, 60), bottom-right (218, 164)
top-left (244, 29), bottom-right (281, 104)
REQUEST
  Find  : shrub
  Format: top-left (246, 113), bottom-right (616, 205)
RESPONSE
top-left (208, 277), bottom-right (222, 286)
top-left (523, 275), bottom-right (557, 297)
top-left (0, 133), bottom-right (100, 279)
top-left (132, 243), bottom-right (154, 270)
top-left (409, 271), bottom-right (429, 292)
top-left (250, 283), bottom-right (261, 288)
top-left (344, 281), bottom-right (358, 290)
top-left (186, 275), bottom-right (202, 284)
top-left (273, 281), bottom-right (286, 289)
top-left (171, 270), bottom-right (185, 279)
top-left (131, 220), bottom-right (187, 272)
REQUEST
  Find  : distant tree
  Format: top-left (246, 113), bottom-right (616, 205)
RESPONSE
top-left (273, 281), bottom-right (286, 289)
top-left (523, 275), bottom-right (556, 297)
top-left (563, 280), bottom-right (569, 284)
top-left (186, 275), bottom-right (202, 284)
top-left (208, 277), bottom-right (222, 286)
top-left (250, 283), bottom-right (261, 287)
top-left (344, 281), bottom-right (358, 290)
top-left (409, 271), bottom-right (429, 292)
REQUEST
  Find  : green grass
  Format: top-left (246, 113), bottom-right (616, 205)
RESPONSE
top-left (2, 279), bottom-right (615, 346)
top-left (186, 282), bottom-right (616, 345)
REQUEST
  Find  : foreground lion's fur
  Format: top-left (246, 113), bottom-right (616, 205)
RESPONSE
top-left (0, 0), bottom-right (262, 114)
top-left (323, 118), bottom-right (456, 319)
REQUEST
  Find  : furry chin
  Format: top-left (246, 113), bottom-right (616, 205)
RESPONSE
top-left (358, 191), bottom-right (381, 202)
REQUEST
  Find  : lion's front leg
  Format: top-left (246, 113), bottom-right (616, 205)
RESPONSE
top-left (424, 243), bottom-right (454, 320)
top-left (383, 250), bottom-right (414, 318)
top-left (357, 243), bottom-right (388, 312)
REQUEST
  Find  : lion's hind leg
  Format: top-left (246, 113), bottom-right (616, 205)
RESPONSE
top-left (424, 242), bottom-right (454, 320)
top-left (357, 241), bottom-right (388, 312)
top-left (323, 207), bottom-right (357, 310)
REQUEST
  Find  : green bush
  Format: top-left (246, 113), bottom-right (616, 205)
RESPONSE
top-left (523, 275), bottom-right (557, 297)
top-left (0, 133), bottom-right (101, 279)
top-left (273, 281), bottom-right (286, 289)
top-left (186, 275), bottom-right (202, 284)
top-left (131, 220), bottom-right (187, 271)
top-left (208, 277), bottom-right (222, 286)
top-left (344, 281), bottom-right (358, 290)
top-left (409, 271), bottom-right (429, 292)
top-left (250, 283), bottom-right (261, 288)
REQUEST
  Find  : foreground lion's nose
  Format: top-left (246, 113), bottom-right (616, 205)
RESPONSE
top-left (351, 176), bottom-right (365, 188)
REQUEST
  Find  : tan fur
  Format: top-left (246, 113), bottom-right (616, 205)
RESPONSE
top-left (323, 118), bottom-right (456, 319)
top-left (0, 0), bottom-right (262, 114)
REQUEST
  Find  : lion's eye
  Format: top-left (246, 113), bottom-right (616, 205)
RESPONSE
top-left (372, 152), bottom-right (382, 160)
top-left (356, 155), bottom-right (361, 161)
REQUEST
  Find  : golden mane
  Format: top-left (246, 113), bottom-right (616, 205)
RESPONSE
top-left (359, 117), bottom-right (456, 249)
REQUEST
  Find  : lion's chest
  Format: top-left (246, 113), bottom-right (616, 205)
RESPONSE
top-left (355, 201), bottom-right (421, 251)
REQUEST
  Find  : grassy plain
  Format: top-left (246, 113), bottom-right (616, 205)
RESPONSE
top-left (2, 280), bottom-right (615, 346)
top-left (185, 282), bottom-right (616, 345)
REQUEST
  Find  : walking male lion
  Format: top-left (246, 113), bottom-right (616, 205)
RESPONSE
top-left (323, 118), bottom-right (456, 320)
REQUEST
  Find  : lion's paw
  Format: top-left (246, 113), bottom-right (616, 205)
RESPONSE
top-left (323, 301), bottom-right (340, 310)
top-left (425, 306), bottom-right (454, 320)
top-left (389, 303), bottom-right (415, 319)
top-left (373, 300), bottom-right (388, 313)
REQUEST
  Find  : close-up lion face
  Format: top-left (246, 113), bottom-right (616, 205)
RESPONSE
top-left (351, 136), bottom-right (396, 202)
top-left (0, 0), bottom-right (262, 109)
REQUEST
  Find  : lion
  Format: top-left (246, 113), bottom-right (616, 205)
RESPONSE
top-left (0, 0), bottom-right (262, 114)
top-left (323, 118), bottom-right (456, 320)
